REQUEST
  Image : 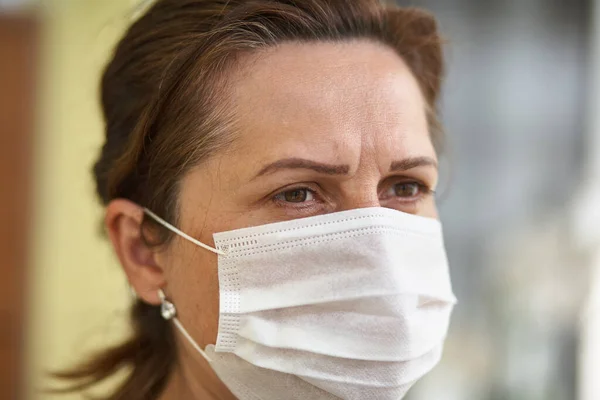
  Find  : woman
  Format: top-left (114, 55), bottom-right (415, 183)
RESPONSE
top-left (58, 0), bottom-right (456, 399)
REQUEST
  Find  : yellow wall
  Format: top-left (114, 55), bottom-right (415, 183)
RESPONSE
top-left (27, 1), bottom-right (141, 398)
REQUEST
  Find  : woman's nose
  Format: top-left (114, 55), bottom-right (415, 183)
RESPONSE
top-left (337, 190), bottom-right (381, 212)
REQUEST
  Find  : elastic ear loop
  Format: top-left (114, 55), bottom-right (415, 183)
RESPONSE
top-left (158, 289), bottom-right (213, 363)
top-left (144, 208), bottom-right (224, 362)
top-left (142, 208), bottom-right (227, 256)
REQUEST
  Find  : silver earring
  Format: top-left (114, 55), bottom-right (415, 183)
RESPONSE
top-left (158, 289), bottom-right (177, 320)
top-left (128, 284), bottom-right (138, 299)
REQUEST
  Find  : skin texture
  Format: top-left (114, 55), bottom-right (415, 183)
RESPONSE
top-left (105, 39), bottom-right (439, 400)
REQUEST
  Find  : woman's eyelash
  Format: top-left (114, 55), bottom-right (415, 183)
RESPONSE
top-left (271, 180), bottom-right (434, 205)
top-left (273, 187), bottom-right (317, 204)
top-left (383, 180), bottom-right (434, 197)
top-left (417, 183), bottom-right (436, 195)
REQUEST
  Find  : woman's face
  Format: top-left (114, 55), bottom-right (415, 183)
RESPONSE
top-left (155, 39), bottom-right (439, 350)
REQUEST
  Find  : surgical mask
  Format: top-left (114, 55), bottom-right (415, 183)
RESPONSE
top-left (145, 206), bottom-right (456, 400)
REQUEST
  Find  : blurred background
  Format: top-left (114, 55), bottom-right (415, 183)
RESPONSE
top-left (0, 0), bottom-right (599, 399)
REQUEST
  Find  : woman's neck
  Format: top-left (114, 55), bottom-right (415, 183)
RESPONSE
top-left (158, 350), bottom-right (236, 400)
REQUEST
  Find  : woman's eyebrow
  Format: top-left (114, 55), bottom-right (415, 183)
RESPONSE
top-left (253, 156), bottom-right (438, 180)
top-left (390, 156), bottom-right (438, 172)
top-left (252, 158), bottom-right (350, 179)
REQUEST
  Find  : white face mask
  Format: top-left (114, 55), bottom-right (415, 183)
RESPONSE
top-left (145, 206), bottom-right (456, 400)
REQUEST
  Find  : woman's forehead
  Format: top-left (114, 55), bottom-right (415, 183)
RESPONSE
top-left (224, 40), bottom-right (434, 170)
top-left (231, 40), bottom-right (425, 112)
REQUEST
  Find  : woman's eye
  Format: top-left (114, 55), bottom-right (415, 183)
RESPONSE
top-left (275, 188), bottom-right (315, 203)
top-left (388, 182), bottom-right (426, 198)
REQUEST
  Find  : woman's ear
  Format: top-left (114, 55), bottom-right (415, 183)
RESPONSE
top-left (105, 199), bottom-right (165, 306)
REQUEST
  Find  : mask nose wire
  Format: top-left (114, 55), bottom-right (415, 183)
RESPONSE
top-left (142, 208), bottom-right (227, 256)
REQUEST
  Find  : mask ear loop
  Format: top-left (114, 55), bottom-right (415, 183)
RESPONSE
top-left (158, 289), bottom-right (213, 363)
top-left (143, 208), bottom-right (228, 256)
top-left (142, 207), bottom-right (220, 362)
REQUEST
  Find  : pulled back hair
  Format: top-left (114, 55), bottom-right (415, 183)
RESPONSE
top-left (55, 1), bottom-right (445, 399)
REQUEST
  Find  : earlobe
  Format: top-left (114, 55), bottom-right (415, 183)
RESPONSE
top-left (105, 199), bottom-right (165, 306)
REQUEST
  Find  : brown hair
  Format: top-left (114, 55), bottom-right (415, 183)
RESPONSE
top-left (55, 0), bottom-right (445, 399)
